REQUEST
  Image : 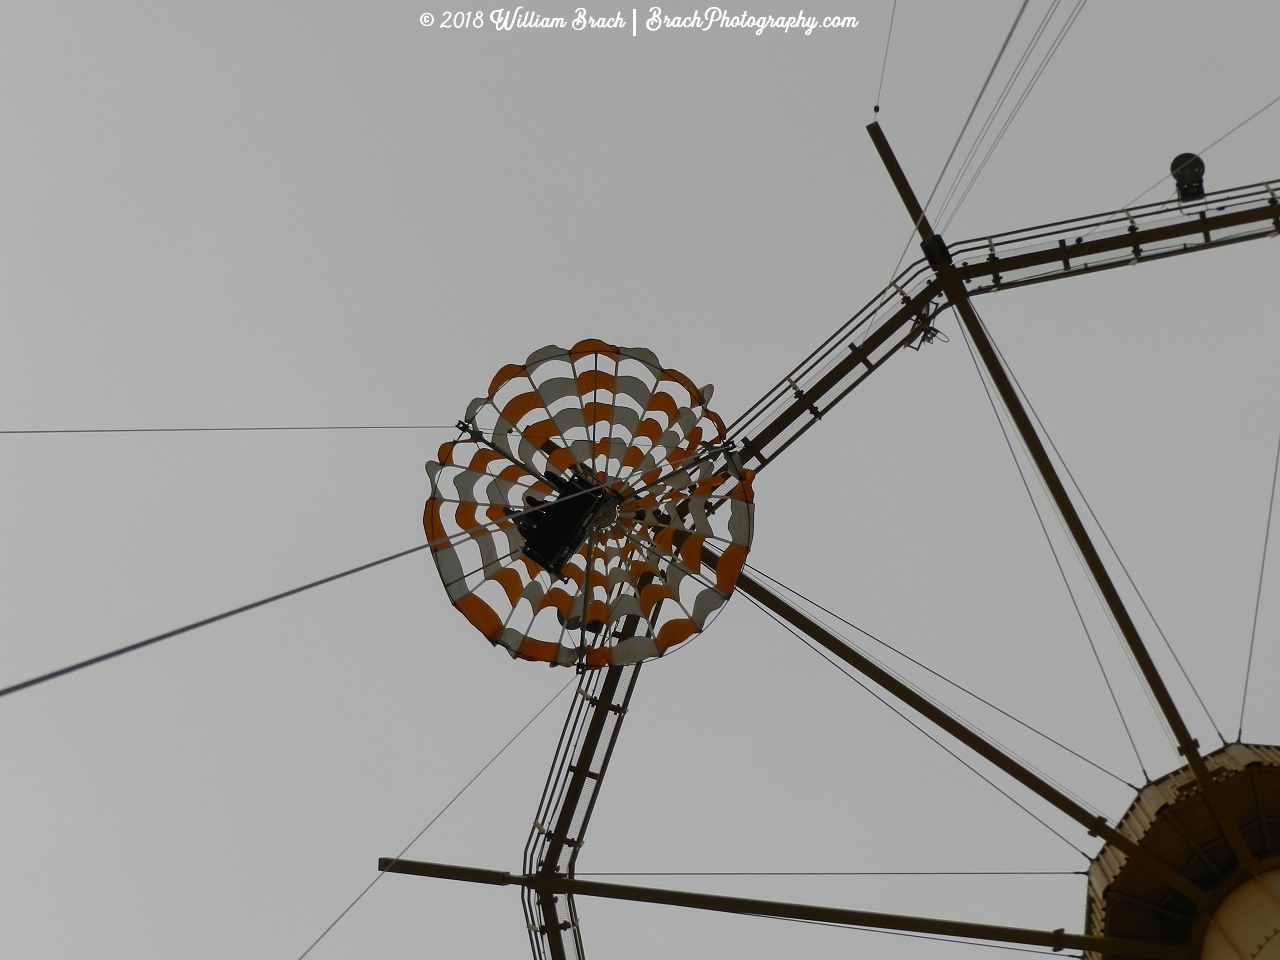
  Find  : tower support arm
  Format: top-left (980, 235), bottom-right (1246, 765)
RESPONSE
top-left (737, 277), bottom-right (943, 466)
top-left (867, 120), bottom-right (1256, 870)
top-left (729, 561), bottom-right (1207, 905)
top-left (377, 857), bottom-right (1185, 959)
top-left (958, 199), bottom-right (1280, 293)
top-left (940, 282), bottom-right (1254, 868)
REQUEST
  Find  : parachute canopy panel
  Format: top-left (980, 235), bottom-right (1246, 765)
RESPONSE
top-left (424, 338), bottom-right (754, 668)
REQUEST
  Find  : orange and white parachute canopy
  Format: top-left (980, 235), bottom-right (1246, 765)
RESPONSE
top-left (424, 339), bottom-right (754, 668)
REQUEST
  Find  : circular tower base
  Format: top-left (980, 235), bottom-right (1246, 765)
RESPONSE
top-left (1086, 743), bottom-right (1280, 960)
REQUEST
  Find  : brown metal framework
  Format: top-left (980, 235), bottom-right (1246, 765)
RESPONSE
top-left (379, 856), bottom-right (1182, 960)
top-left (388, 123), bottom-right (1280, 958)
top-left (521, 664), bottom-right (640, 959)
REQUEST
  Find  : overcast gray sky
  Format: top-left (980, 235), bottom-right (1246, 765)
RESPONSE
top-left (3, 2), bottom-right (1280, 958)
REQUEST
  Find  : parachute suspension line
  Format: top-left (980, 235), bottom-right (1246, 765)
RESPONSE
top-left (576, 538), bottom-right (598, 670)
top-left (294, 675), bottom-right (576, 960)
top-left (440, 546), bottom-right (526, 592)
top-left (617, 442), bottom-right (737, 495)
top-left (620, 528), bottom-right (728, 609)
top-left (1239, 413), bottom-right (1280, 740)
top-left (741, 590), bottom-right (1092, 860)
top-left (985, 328), bottom-right (1230, 749)
top-left (578, 349), bottom-right (600, 669)
top-left (872, 0), bottom-right (898, 117)
top-left (953, 312), bottom-right (1151, 783)
top-left (745, 562), bottom-right (1138, 790)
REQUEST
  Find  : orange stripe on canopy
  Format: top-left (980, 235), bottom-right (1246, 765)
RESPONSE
top-left (577, 369), bottom-right (616, 395)
top-left (488, 362), bottom-right (528, 397)
top-left (655, 619), bottom-right (697, 653)
top-left (585, 646), bottom-right (612, 669)
top-left (423, 500), bottom-right (448, 551)
top-left (489, 567), bottom-right (525, 606)
top-left (457, 594), bottom-right (504, 641)
top-left (713, 544), bottom-right (747, 593)
top-left (569, 338), bottom-right (619, 363)
top-left (499, 390), bottom-right (545, 427)
top-left (583, 401), bottom-right (613, 426)
top-left (517, 637), bottom-right (559, 663)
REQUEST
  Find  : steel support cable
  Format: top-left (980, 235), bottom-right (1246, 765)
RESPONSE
top-left (740, 564), bottom-right (1111, 818)
top-left (874, 133), bottom-right (1246, 861)
top-left (871, 0), bottom-right (898, 116)
top-left (957, 316), bottom-right (1157, 783)
top-left (294, 675), bottom-right (576, 960)
top-left (935, 0), bottom-right (1067, 222)
top-left (1238, 414), bottom-right (1280, 739)
top-left (939, 0), bottom-right (1089, 234)
top-left (741, 591), bottom-right (1093, 859)
top-left (944, 0), bottom-right (1087, 231)
top-left (917, 0), bottom-right (1033, 237)
top-left (0, 429), bottom-right (741, 698)
top-left (934, 0), bottom-right (1069, 227)
top-left (1083, 88), bottom-right (1280, 239)
top-left (782, 917), bottom-right (1085, 959)
top-left (744, 562), bottom-right (1138, 789)
top-left (0, 475), bottom-right (636, 700)
top-left (881, 0), bottom-right (1033, 287)
top-left (0, 542), bottom-right (429, 701)
top-left (983, 327), bottom-right (1230, 747)
top-left (581, 870), bottom-right (1083, 877)
top-left (952, 312), bottom-right (1151, 781)
top-left (1000, 355), bottom-right (1227, 748)
top-left (0, 425), bottom-right (459, 435)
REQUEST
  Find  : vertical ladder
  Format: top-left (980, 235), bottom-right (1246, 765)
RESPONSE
top-left (522, 664), bottom-right (641, 960)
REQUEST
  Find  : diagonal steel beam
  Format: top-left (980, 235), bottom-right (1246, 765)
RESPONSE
top-left (377, 857), bottom-right (1185, 960)
top-left (737, 276), bottom-right (945, 466)
top-left (865, 120), bottom-right (1256, 869)
top-left (728, 558), bottom-right (1207, 905)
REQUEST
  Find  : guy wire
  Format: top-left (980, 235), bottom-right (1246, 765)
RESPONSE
top-left (954, 310), bottom-right (1150, 781)
top-left (985, 328), bottom-right (1229, 747)
top-left (1239, 413), bottom-right (1280, 739)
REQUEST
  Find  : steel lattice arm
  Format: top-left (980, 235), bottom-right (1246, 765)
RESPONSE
top-left (728, 173), bottom-right (1279, 470)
